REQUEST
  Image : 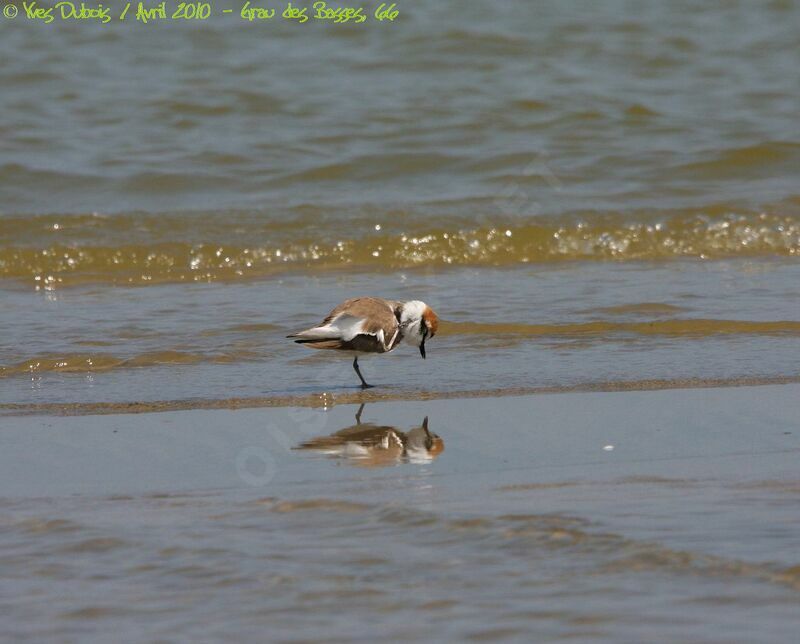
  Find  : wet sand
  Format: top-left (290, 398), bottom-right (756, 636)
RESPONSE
top-left (2, 384), bottom-right (799, 641)
top-left (2, 374), bottom-right (799, 417)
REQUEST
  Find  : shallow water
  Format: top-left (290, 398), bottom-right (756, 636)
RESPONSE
top-left (2, 387), bottom-right (799, 641)
top-left (2, 260), bottom-right (800, 407)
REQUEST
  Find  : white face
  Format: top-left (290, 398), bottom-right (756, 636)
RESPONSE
top-left (404, 318), bottom-right (425, 347)
top-left (400, 300), bottom-right (427, 347)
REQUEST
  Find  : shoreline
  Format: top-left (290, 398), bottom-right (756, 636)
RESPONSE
top-left (2, 373), bottom-right (798, 417)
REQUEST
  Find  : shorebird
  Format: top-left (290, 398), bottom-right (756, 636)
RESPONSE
top-left (287, 296), bottom-right (439, 388)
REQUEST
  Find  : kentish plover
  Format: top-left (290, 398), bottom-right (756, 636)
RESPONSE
top-left (288, 296), bottom-right (439, 388)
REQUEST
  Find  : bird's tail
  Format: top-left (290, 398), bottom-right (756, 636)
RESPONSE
top-left (287, 326), bottom-right (341, 343)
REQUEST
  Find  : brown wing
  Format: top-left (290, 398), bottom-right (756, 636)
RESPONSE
top-left (322, 297), bottom-right (400, 335)
top-left (290, 297), bottom-right (402, 352)
top-left (326, 297), bottom-right (402, 351)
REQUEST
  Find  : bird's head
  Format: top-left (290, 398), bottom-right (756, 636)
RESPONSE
top-left (404, 417), bottom-right (445, 462)
top-left (399, 300), bottom-right (439, 359)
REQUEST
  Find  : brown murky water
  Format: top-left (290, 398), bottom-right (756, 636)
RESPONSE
top-left (1, 0), bottom-right (799, 640)
top-left (1, 1), bottom-right (799, 407)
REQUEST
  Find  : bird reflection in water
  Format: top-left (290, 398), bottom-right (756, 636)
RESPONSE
top-left (294, 404), bottom-right (444, 467)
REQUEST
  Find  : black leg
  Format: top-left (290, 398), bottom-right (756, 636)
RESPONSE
top-left (352, 357), bottom-right (373, 389)
top-left (355, 403), bottom-right (365, 424)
